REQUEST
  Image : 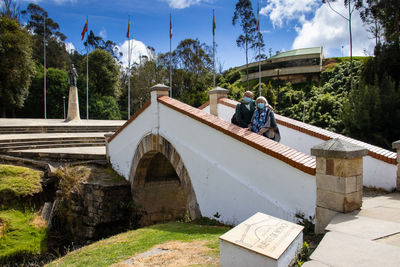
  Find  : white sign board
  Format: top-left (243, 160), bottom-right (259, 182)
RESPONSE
top-left (220, 212), bottom-right (304, 267)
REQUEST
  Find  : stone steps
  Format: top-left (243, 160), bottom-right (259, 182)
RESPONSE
top-left (0, 142), bottom-right (105, 152)
top-left (0, 136), bottom-right (105, 144)
top-left (0, 126), bottom-right (119, 134)
top-left (7, 148), bottom-right (106, 160)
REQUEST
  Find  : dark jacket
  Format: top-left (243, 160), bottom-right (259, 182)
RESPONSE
top-left (235, 100), bottom-right (256, 128)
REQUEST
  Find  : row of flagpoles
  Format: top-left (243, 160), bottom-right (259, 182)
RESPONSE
top-left (75, 6), bottom-right (261, 120)
top-left (42, 5), bottom-right (263, 120)
top-left (79, 11), bottom-right (219, 120)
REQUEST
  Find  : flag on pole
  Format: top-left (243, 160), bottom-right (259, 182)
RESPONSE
top-left (81, 18), bottom-right (88, 40)
top-left (170, 14), bottom-right (173, 39)
top-left (127, 17), bottom-right (131, 39)
top-left (213, 11), bottom-right (216, 36)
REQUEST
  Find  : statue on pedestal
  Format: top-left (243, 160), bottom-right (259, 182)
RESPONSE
top-left (68, 64), bottom-right (78, 87)
top-left (66, 64), bottom-right (81, 121)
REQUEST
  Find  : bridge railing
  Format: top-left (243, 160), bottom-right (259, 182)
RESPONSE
top-left (200, 95), bottom-right (397, 191)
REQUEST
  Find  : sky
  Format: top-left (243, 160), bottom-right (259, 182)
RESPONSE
top-left (15, 0), bottom-right (376, 70)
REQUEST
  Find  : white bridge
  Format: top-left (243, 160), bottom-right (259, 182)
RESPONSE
top-left (107, 84), bottom-right (398, 226)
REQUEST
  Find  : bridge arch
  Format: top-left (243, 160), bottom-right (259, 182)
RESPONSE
top-left (129, 133), bottom-right (201, 225)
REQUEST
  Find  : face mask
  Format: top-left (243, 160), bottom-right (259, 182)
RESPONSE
top-left (257, 103), bottom-right (265, 109)
top-left (243, 96), bottom-right (251, 103)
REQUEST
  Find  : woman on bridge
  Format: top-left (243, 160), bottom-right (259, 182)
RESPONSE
top-left (250, 96), bottom-right (281, 142)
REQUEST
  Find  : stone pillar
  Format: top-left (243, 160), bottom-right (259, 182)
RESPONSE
top-left (150, 84), bottom-right (170, 136)
top-left (66, 86), bottom-right (81, 121)
top-left (208, 87), bottom-right (229, 117)
top-left (393, 140), bottom-right (400, 191)
top-left (311, 138), bottom-right (368, 234)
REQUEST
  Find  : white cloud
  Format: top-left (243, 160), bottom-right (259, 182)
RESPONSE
top-left (99, 28), bottom-right (107, 39)
top-left (118, 39), bottom-right (151, 68)
top-left (162, 0), bottom-right (212, 9)
top-left (260, 0), bottom-right (319, 27)
top-left (65, 42), bottom-right (75, 53)
top-left (292, 2), bottom-right (375, 57)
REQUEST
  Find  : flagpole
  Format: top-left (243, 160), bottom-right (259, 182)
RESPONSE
top-left (86, 16), bottom-right (89, 120)
top-left (44, 15), bottom-right (47, 119)
top-left (128, 16), bottom-right (131, 119)
top-left (213, 9), bottom-right (215, 88)
top-left (257, 2), bottom-right (261, 97)
top-left (169, 13), bottom-right (172, 98)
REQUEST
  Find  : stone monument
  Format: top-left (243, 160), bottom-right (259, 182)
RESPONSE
top-left (66, 64), bottom-right (81, 121)
top-left (219, 212), bottom-right (304, 267)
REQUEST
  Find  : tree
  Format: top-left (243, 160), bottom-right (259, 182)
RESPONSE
top-left (175, 38), bottom-right (213, 76)
top-left (83, 49), bottom-right (121, 98)
top-left (0, 16), bottom-right (35, 117)
top-left (323, 0), bottom-right (363, 92)
top-left (21, 3), bottom-right (69, 69)
top-left (359, 0), bottom-right (384, 46)
top-left (20, 67), bottom-right (68, 118)
top-left (1, 0), bottom-right (20, 21)
top-left (232, 0), bottom-right (258, 90)
top-left (84, 30), bottom-right (122, 60)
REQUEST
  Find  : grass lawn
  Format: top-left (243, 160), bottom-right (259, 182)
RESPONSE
top-left (0, 209), bottom-right (47, 262)
top-left (46, 221), bottom-right (230, 267)
top-left (0, 164), bottom-right (43, 197)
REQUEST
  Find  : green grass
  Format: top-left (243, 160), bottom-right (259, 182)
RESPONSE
top-left (0, 164), bottom-right (43, 197)
top-left (47, 221), bottom-right (230, 267)
top-left (0, 209), bottom-right (47, 262)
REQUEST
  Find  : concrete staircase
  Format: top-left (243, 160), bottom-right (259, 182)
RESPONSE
top-left (304, 193), bottom-right (400, 267)
top-left (0, 119), bottom-right (126, 161)
top-left (0, 136), bottom-right (105, 152)
top-left (0, 125), bottom-right (119, 134)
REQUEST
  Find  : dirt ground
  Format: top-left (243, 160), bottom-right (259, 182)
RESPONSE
top-left (112, 240), bottom-right (219, 267)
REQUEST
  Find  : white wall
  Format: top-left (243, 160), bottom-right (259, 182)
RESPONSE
top-left (211, 103), bottom-right (397, 191)
top-left (217, 103), bottom-right (235, 122)
top-left (158, 104), bottom-right (316, 225)
top-left (108, 108), bottom-right (153, 179)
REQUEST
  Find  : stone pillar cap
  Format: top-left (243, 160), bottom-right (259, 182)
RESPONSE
top-left (150, 84), bottom-right (170, 92)
top-left (311, 138), bottom-right (368, 159)
top-left (208, 87), bottom-right (229, 95)
top-left (393, 140), bottom-right (400, 149)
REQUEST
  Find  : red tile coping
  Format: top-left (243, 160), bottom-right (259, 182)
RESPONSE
top-left (159, 96), bottom-right (315, 175)
top-left (218, 98), bottom-right (238, 108)
top-left (201, 98), bottom-right (397, 165)
top-left (108, 101), bottom-right (151, 143)
top-left (198, 101), bottom-right (210, 110)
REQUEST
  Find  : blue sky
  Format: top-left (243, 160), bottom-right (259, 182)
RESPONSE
top-left (17, 0), bottom-right (375, 70)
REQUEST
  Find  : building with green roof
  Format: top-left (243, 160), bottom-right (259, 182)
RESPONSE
top-left (237, 46), bottom-right (324, 84)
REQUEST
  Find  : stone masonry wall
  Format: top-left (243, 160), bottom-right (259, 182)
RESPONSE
top-left (67, 181), bottom-right (132, 242)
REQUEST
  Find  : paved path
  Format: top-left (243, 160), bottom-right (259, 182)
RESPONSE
top-left (304, 193), bottom-right (400, 267)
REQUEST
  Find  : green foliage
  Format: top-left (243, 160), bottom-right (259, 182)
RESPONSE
top-left (19, 67), bottom-right (68, 118)
top-left (84, 49), bottom-right (121, 98)
top-left (47, 221), bottom-right (229, 267)
top-left (296, 241), bottom-right (311, 266)
top-left (0, 15), bottom-right (35, 117)
top-left (90, 94), bottom-right (121, 120)
top-left (252, 82), bottom-right (277, 107)
top-left (0, 164), bottom-right (42, 198)
top-left (0, 209), bottom-right (47, 263)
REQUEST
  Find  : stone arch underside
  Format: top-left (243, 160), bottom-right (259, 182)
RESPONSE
top-left (129, 134), bottom-right (201, 225)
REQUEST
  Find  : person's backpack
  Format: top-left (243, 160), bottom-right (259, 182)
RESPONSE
top-left (231, 112), bottom-right (239, 125)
